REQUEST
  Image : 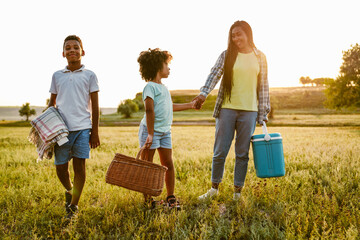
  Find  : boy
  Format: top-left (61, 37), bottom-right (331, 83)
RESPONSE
top-left (48, 35), bottom-right (100, 219)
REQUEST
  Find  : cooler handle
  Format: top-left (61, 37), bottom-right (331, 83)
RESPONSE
top-left (262, 122), bottom-right (271, 141)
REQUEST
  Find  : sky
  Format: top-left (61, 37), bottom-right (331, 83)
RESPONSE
top-left (0, 0), bottom-right (359, 108)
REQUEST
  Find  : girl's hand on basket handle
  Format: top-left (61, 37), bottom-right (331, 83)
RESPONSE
top-left (144, 134), bottom-right (153, 149)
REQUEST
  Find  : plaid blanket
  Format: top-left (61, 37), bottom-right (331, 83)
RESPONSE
top-left (28, 107), bottom-right (69, 161)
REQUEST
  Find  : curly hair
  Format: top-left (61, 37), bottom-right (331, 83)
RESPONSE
top-left (63, 35), bottom-right (83, 50)
top-left (137, 48), bottom-right (173, 81)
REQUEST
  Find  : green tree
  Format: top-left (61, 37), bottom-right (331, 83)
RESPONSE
top-left (133, 92), bottom-right (144, 111)
top-left (299, 76), bottom-right (306, 86)
top-left (312, 78), bottom-right (327, 87)
top-left (19, 103), bottom-right (36, 121)
top-left (325, 44), bottom-right (360, 109)
top-left (299, 76), bottom-right (312, 86)
top-left (117, 99), bottom-right (139, 118)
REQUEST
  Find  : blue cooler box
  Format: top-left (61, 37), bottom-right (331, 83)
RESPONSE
top-left (251, 129), bottom-right (285, 178)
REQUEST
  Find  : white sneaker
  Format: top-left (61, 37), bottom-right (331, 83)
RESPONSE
top-left (233, 193), bottom-right (241, 200)
top-left (198, 188), bottom-right (219, 200)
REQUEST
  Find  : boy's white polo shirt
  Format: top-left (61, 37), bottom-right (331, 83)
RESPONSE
top-left (49, 65), bottom-right (99, 131)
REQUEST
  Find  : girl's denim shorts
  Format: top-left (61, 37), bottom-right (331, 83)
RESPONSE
top-left (138, 124), bottom-right (172, 149)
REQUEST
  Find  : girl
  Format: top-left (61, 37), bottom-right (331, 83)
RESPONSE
top-left (137, 48), bottom-right (195, 209)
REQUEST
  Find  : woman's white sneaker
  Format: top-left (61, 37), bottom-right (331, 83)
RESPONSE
top-left (198, 188), bottom-right (219, 200)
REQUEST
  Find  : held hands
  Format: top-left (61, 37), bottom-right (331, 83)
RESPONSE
top-left (190, 99), bottom-right (197, 109)
top-left (192, 94), bottom-right (206, 110)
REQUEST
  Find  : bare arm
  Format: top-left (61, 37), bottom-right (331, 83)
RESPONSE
top-left (173, 100), bottom-right (196, 112)
top-left (48, 93), bottom-right (57, 107)
top-left (90, 91), bottom-right (100, 149)
top-left (144, 97), bottom-right (155, 149)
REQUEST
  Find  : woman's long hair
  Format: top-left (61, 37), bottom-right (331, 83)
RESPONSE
top-left (223, 20), bottom-right (256, 100)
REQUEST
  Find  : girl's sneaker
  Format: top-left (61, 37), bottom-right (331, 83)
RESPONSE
top-left (198, 188), bottom-right (219, 200)
top-left (166, 195), bottom-right (181, 211)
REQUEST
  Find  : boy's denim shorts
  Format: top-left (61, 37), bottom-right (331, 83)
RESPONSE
top-left (54, 129), bottom-right (91, 165)
top-left (138, 124), bottom-right (172, 149)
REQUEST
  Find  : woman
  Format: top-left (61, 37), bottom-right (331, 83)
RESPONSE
top-left (194, 20), bottom-right (270, 200)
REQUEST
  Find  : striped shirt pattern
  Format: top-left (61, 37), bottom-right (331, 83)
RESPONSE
top-left (200, 48), bottom-right (270, 124)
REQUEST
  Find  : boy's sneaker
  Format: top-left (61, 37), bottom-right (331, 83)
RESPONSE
top-left (66, 204), bottom-right (78, 219)
top-left (198, 188), bottom-right (219, 200)
top-left (65, 190), bottom-right (72, 208)
top-left (233, 192), bottom-right (241, 200)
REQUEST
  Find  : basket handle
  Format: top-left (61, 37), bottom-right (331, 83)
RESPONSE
top-left (135, 146), bottom-right (149, 161)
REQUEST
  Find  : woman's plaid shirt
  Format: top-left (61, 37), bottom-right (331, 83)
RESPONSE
top-left (199, 48), bottom-right (270, 124)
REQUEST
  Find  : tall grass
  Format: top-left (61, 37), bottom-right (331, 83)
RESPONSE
top-left (1, 126), bottom-right (359, 239)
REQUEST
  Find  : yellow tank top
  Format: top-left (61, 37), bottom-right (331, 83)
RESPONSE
top-left (222, 52), bottom-right (259, 111)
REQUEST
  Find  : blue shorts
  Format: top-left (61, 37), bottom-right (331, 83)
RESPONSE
top-left (138, 124), bottom-right (172, 149)
top-left (54, 129), bottom-right (91, 165)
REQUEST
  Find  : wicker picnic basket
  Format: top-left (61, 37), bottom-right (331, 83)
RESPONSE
top-left (105, 148), bottom-right (168, 196)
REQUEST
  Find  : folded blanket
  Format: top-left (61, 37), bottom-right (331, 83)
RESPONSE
top-left (28, 107), bottom-right (69, 161)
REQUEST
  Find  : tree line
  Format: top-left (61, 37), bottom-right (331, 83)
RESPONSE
top-left (299, 76), bottom-right (333, 87)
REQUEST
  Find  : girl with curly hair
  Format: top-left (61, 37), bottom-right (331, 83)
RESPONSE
top-left (137, 48), bottom-right (195, 210)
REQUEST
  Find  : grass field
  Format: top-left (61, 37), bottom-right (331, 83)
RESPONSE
top-left (2, 111), bottom-right (360, 128)
top-left (99, 111), bottom-right (360, 127)
top-left (99, 86), bottom-right (360, 127)
top-left (1, 126), bottom-right (360, 239)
